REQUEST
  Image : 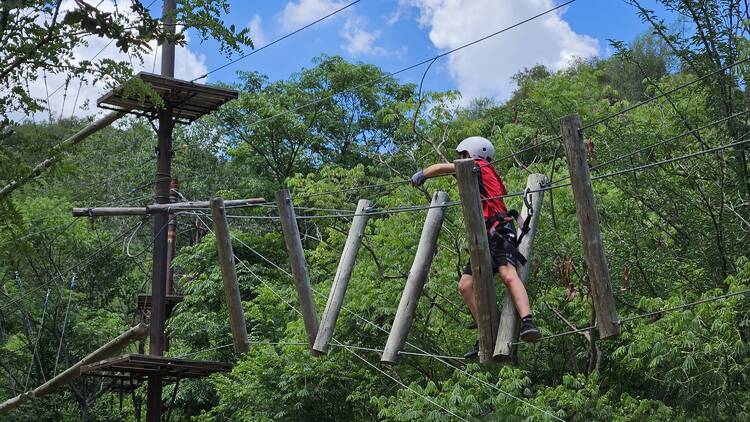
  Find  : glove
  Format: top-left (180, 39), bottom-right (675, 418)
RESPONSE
top-left (411, 170), bottom-right (426, 187)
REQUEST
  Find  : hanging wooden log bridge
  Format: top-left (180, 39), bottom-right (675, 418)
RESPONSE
top-left (0, 111), bottom-right (126, 199)
top-left (494, 173), bottom-right (548, 361)
top-left (455, 159), bottom-right (498, 364)
top-left (276, 189), bottom-right (319, 348)
top-left (71, 197), bottom-right (266, 217)
top-left (560, 114), bottom-right (621, 339)
top-left (381, 191), bottom-right (449, 364)
top-left (0, 323), bottom-right (149, 414)
top-left (313, 199), bottom-right (372, 355)
top-left (210, 197), bottom-right (250, 353)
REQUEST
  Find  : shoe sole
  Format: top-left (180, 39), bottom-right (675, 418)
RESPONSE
top-left (520, 329), bottom-right (542, 342)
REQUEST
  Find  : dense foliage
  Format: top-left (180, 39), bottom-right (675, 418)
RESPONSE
top-left (1, 1), bottom-right (750, 420)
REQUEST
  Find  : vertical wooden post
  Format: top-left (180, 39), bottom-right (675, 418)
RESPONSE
top-left (381, 191), bottom-right (449, 364)
top-left (313, 199), bottom-right (371, 355)
top-left (276, 189), bottom-right (320, 348)
top-left (210, 197), bottom-right (250, 353)
top-left (455, 158), bottom-right (498, 364)
top-left (494, 174), bottom-right (547, 361)
top-left (148, 0), bottom-right (176, 418)
top-left (560, 114), bottom-right (620, 339)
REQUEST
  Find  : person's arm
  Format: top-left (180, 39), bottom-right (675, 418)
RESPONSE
top-left (411, 163), bottom-right (455, 186)
top-left (424, 163), bottom-right (455, 178)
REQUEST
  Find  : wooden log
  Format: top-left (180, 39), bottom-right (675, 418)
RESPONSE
top-left (313, 199), bottom-right (371, 355)
top-left (560, 114), bottom-right (620, 339)
top-left (381, 191), bottom-right (449, 364)
top-left (455, 158), bottom-right (499, 364)
top-left (210, 197), bottom-right (250, 353)
top-left (0, 392), bottom-right (34, 414)
top-left (0, 323), bottom-right (149, 414)
top-left (71, 198), bottom-right (266, 217)
top-left (276, 189), bottom-right (320, 348)
top-left (0, 111), bottom-right (126, 199)
top-left (494, 174), bottom-right (547, 361)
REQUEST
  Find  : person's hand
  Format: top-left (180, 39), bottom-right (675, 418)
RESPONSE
top-left (411, 170), bottom-right (426, 187)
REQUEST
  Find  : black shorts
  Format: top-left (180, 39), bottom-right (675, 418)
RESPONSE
top-left (462, 219), bottom-right (518, 275)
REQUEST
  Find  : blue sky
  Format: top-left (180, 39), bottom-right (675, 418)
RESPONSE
top-left (167, 0), bottom-right (670, 102)
top-left (33, 0), bottom-right (673, 120)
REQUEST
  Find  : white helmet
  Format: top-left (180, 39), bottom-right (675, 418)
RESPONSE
top-left (456, 136), bottom-right (495, 161)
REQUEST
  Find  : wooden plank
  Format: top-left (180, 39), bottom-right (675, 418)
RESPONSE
top-left (455, 158), bottom-right (498, 364)
top-left (381, 191), bottom-right (449, 364)
top-left (560, 114), bottom-right (620, 339)
top-left (71, 197), bottom-right (266, 217)
top-left (312, 199), bottom-right (372, 355)
top-left (210, 197), bottom-right (250, 353)
top-left (494, 174), bottom-right (547, 361)
top-left (275, 189), bottom-right (319, 348)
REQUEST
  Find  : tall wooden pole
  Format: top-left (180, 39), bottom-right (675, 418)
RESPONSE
top-left (494, 174), bottom-right (547, 361)
top-left (275, 189), bottom-right (319, 348)
top-left (313, 199), bottom-right (371, 355)
top-left (455, 158), bottom-right (498, 364)
top-left (147, 0), bottom-right (176, 420)
top-left (381, 191), bottom-right (449, 364)
top-left (560, 114), bottom-right (620, 339)
top-left (210, 197), bottom-right (250, 353)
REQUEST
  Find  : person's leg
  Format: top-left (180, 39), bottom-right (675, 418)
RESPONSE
top-left (498, 263), bottom-right (541, 342)
top-left (458, 274), bottom-right (479, 323)
top-left (497, 264), bottom-right (530, 317)
top-left (458, 273), bottom-right (480, 358)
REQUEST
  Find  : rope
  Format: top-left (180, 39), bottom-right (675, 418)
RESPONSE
top-left (0, 219), bottom-right (144, 314)
top-left (192, 0), bottom-right (362, 81)
top-left (223, 135), bottom-right (750, 222)
top-left (52, 273), bottom-right (77, 376)
top-left (511, 288), bottom-right (750, 346)
top-left (589, 109), bottom-right (750, 174)
top-left (194, 214), bottom-right (562, 420)
top-left (174, 339), bottom-right (466, 361)
top-left (582, 56), bottom-right (750, 130)
top-left (193, 215), bottom-right (467, 419)
top-left (334, 339), bottom-right (469, 422)
top-left (23, 288), bottom-right (51, 389)
top-left (292, 180), bottom-right (410, 200)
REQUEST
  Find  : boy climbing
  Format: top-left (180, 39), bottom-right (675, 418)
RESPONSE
top-left (410, 136), bottom-right (541, 358)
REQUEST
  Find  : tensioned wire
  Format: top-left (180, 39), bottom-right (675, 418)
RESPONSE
top-left (240, 52), bottom-right (750, 206)
top-left (220, 135), bottom-right (750, 222)
top-left (0, 219), bottom-right (149, 314)
top-left (510, 288), bottom-right (750, 346)
top-left (193, 213), bottom-right (563, 421)
top-left (191, 215), bottom-right (470, 421)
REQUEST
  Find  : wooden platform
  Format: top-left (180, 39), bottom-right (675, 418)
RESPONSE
top-left (81, 354), bottom-right (231, 381)
top-left (97, 72), bottom-right (238, 124)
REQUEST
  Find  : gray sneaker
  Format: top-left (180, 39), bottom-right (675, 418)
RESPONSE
top-left (520, 319), bottom-right (541, 342)
top-left (463, 340), bottom-right (479, 359)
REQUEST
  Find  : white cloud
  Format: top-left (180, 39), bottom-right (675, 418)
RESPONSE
top-left (20, 0), bottom-right (208, 121)
top-left (386, 9), bottom-right (403, 26)
top-left (405, 0), bottom-right (599, 103)
top-left (341, 16), bottom-right (387, 56)
top-left (247, 14), bottom-right (267, 47)
top-left (279, 0), bottom-right (345, 31)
